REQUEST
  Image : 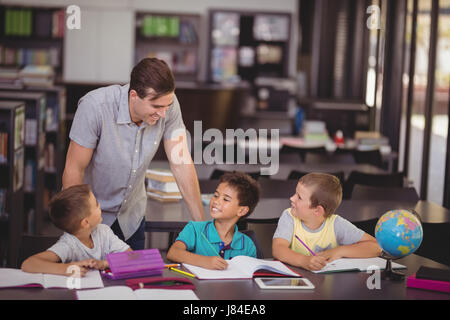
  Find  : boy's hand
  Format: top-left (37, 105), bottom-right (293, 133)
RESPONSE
top-left (304, 255), bottom-right (328, 271)
top-left (204, 256), bottom-right (228, 270)
top-left (317, 247), bottom-right (343, 263)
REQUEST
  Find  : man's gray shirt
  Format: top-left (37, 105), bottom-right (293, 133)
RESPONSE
top-left (69, 84), bottom-right (185, 239)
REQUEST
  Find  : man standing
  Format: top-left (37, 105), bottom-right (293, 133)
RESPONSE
top-left (63, 58), bottom-right (205, 249)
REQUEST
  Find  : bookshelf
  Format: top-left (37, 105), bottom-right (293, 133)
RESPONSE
top-left (0, 5), bottom-right (65, 84)
top-left (135, 12), bottom-right (201, 82)
top-left (0, 100), bottom-right (25, 267)
top-left (0, 86), bottom-right (66, 234)
top-left (0, 91), bottom-right (46, 236)
top-left (207, 9), bottom-right (291, 84)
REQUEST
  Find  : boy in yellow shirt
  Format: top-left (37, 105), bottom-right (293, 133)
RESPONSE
top-left (272, 173), bottom-right (381, 271)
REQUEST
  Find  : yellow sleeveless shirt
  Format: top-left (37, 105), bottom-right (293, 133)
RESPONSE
top-left (288, 208), bottom-right (338, 256)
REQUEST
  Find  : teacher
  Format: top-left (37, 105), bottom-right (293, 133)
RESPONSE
top-left (62, 58), bottom-right (205, 249)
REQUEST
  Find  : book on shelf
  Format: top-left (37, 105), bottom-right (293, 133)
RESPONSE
top-left (183, 255), bottom-right (301, 280)
top-left (0, 132), bottom-right (8, 164)
top-left (20, 65), bottom-right (55, 87)
top-left (76, 286), bottom-right (198, 300)
top-left (0, 269), bottom-right (104, 289)
top-left (146, 168), bottom-right (181, 202)
top-left (0, 189), bottom-right (6, 217)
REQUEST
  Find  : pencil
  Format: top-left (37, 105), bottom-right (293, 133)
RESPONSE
top-left (294, 234), bottom-right (316, 256)
top-left (169, 267), bottom-right (196, 278)
top-left (164, 263), bottom-right (181, 268)
top-left (200, 232), bottom-right (221, 257)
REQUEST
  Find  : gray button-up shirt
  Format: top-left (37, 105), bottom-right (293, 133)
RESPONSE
top-left (69, 84), bottom-right (185, 239)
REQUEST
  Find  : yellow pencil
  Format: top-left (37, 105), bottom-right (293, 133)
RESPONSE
top-left (169, 267), bottom-right (196, 278)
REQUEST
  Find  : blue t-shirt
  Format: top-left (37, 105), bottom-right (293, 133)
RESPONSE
top-left (176, 220), bottom-right (257, 259)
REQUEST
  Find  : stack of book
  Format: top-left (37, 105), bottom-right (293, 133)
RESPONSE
top-left (0, 67), bottom-right (22, 88)
top-left (354, 131), bottom-right (389, 151)
top-left (146, 168), bottom-right (182, 202)
top-left (20, 65), bottom-right (54, 87)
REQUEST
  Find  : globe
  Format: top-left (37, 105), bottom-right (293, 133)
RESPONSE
top-left (375, 209), bottom-right (423, 258)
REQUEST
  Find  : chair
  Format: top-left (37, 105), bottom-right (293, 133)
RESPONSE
top-left (298, 146), bottom-right (327, 162)
top-left (258, 178), bottom-right (298, 198)
top-left (17, 235), bottom-right (60, 268)
top-left (304, 152), bottom-right (355, 165)
top-left (241, 229), bottom-right (264, 259)
top-left (287, 170), bottom-right (345, 186)
top-left (199, 179), bottom-right (219, 193)
top-left (350, 184), bottom-right (419, 202)
top-left (352, 149), bottom-right (383, 168)
top-left (343, 170), bottom-right (405, 199)
top-left (210, 169), bottom-right (261, 180)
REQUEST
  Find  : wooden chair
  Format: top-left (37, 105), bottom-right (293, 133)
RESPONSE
top-left (17, 235), bottom-right (60, 268)
top-left (350, 184), bottom-right (419, 202)
top-left (209, 169), bottom-right (261, 180)
top-left (352, 149), bottom-right (383, 168)
top-left (258, 178), bottom-right (298, 198)
top-left (287, 170), bottom-right (345, 186)
top-left (241, 229), bottom-right (264, 259)
top-left (343, 170), bottom-right (405, 199)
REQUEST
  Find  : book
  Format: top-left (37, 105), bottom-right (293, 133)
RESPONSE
top-left (182, 256), bottom-right (301, 280)
top-left (407, 273), bottom-right (450, 294)
top-left (0, 269), bottom-right (104, 289)
top-left (416, 265), bottom-right (450, 282)
top-left (76, 286), bottom-right (199, 300)
top-left (312, 257), bottom-right (406, 274)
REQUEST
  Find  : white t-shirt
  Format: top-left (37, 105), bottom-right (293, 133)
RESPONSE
top-left (48, 224), bottom-right (130, 263)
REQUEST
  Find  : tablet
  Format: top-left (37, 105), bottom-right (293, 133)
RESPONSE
top-left (254, 277), bottom-right (315, 290)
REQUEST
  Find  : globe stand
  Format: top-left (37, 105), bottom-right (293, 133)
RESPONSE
top-left (380, 252), bottom-right (405, 281)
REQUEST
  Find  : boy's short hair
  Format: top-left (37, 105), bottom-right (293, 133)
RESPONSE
top-left (49, 184), bottom-right (92, 234)
top-left (298, 173), bottom-right (342, 217)
top-left (218, 171), bottom-right (261, 219)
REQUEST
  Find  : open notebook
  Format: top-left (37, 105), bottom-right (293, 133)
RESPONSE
top-left (183, 256), bottom-right (301, 280)
top-left (0, 268), bottom-right (104, 289)
top-left (312, 257), bottom-right (406, 274)
top-left (76, 287), bottom-right (199, 300)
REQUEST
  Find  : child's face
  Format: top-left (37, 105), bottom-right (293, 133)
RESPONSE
top-left (85, 192), bottom-right (102, 229)
top-left (289, 183), bottom-right (316, 220)
top-left (210, 182), bottom-right (246, 221)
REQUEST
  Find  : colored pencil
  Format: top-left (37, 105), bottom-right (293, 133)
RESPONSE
top-left (294, 234), bottom-right (316, 256)
top-left (169, 267), bottom-right (195, 278)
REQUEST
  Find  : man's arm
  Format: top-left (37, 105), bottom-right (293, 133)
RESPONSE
top-left (164, 131), bottom-right (205, 221)
top-left (62, 140), bottom-right (94, 189)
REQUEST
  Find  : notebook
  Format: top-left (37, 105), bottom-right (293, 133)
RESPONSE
top-left (106, 249), bottom-right (165, 280)
top-left (312, 257), bottom-right (406, 274)
top-left (76, 286), bottom-right (199, 300)
top-left (0, 268), bottom-right (104, 289)
top-left (182, 256), bottom-right (301, 280)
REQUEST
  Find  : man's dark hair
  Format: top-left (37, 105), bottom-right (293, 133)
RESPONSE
top-left (49, 184), bottom-right (92, 234)
top-left (129, 57), bottom-right (175, 100)
top-left (218, 171), bottom-right (261, 219)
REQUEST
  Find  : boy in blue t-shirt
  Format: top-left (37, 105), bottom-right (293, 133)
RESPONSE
top-left (167, 172), bottom-right (261, 270)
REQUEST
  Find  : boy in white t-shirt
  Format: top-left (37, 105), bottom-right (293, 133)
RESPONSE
top-left (21, 184), bottom-right (131, 277)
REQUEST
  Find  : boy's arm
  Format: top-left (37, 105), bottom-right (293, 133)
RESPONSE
top-left (318, 233), bottom-right (382, 261)
top-left (167, 241), bottom-right (228, 270)
top-left (21, 251), bottom-right (89, 276)
top-left (272, 238), bottom-right (327, 271)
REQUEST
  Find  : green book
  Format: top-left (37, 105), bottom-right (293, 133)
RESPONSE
top-left (168, 17), bottom-right (179, 37)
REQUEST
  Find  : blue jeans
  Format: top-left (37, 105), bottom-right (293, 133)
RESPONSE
top-left (111, 218), bottom-right (146, 250)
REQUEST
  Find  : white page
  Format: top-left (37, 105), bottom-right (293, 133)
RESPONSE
top-left (183, 256), bottom-right (299, 279)
top-left (76, 286), bottom-right (135, 300)
top-left (43, 270), bottom-right (104, 289)
top-left (0, 268), bottom-right (44, 288)
top-left (134, 289), bottom-right (199, 300)
top-left (313, 257), bottom-right (407, 274)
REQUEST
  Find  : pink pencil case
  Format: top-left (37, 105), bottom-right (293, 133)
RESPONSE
top-left (104, 249), bottom-right (164, 280)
